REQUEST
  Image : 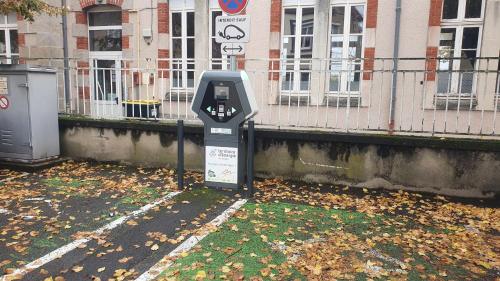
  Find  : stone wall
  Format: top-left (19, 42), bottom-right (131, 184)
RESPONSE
top-left (59, 118), bottom-right (500, 199)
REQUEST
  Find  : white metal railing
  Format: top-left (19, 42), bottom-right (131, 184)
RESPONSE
top-left (23, 57), bottom-right (500, 139)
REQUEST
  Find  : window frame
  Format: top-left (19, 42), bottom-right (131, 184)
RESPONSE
top-left (87, 9), bottom-right (123, 54)
top-left (0, 13), bottom-right (19, 64)
top-left (327, 2), bottom-right (366, 96)
top-left (280, 5), bottom-right (315, 95)
top-left (438, 0), bottom-right (484, 96)
top-left (170, 9), bottom-right (195, 90)
top-left (441, 0), bottom-right (485, 23)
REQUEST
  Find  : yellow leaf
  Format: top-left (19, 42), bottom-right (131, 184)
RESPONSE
top-left (43, 277), bottom-right (53, 281)
top-left (312, 265), bottom-right (322, 275)
top-left (151, 244), bottom-right (159, 251)
top-left (221, 266), bottom-right (231, 273)
top-left (54, 277), bottom-right (65, 281)
top-left (195, 271), bottom-right (206, 280)
top-left (97, 267), bottom-right (106, 272)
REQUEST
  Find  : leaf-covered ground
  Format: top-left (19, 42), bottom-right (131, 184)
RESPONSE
top-left (0, 161), bottom-right (178, 274)
top-left (160, 180), bottom-right (500, 281)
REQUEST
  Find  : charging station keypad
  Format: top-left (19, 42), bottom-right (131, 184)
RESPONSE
top-left (201, 81), bottom-right (243, 123)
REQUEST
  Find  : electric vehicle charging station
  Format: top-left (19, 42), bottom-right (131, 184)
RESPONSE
top-left (191, 71), bottom-right (258, 189)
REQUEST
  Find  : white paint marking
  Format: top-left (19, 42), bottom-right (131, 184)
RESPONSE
top-left (135, 199), bottom-right (248, 281)
top-left (0, 191), bottom-right (182, 281)
top-left (299, 157), bottom-right (348, 170)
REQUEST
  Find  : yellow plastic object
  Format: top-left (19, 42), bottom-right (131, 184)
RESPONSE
top-left (122, 100), bottom-right (161, 105)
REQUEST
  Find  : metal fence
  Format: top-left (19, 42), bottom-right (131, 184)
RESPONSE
top-left (24, 57), bottom-right (500, 139)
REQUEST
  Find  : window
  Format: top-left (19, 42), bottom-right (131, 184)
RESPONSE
top-left (281, 7), bottom-right (314, 93)
top-left (171, 11), bottom-right (195, 89)
top-left (0, 13), bottom-right (19, 64)
top-left (209, 10), bottom-right (230, 70)
top-left (329, 4), bottom-right (365, 94)
top-left (438, 0), bottom-right (483, 95)
top-left (88, 11), bottom-right (122, 52)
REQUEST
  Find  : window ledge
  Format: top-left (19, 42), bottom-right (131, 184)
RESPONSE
top-left (434, 96), bottom-right (477, 110)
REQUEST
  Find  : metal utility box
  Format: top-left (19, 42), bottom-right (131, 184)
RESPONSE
top-left (191, 71), bottom-right (258, 189)
top-left (0, 65), bottom-right (60, 164)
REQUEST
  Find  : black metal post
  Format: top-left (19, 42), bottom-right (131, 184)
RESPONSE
top-left (177, 120), bottom-right (184, 190)
top-left (247, 120), bottom-right (255, 197)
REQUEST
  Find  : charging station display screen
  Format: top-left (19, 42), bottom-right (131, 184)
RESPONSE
top-left (214, 86), bottom-right (229, 100)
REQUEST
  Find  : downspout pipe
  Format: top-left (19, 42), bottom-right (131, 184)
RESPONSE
top-left (62, 0), bottom-right (71, 113)
top-left (389, 0), bottom-right (402, 133)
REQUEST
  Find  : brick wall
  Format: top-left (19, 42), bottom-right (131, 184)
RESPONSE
top-left (158, 3), bottom-right (169, 34)
top-left (270, 0), bottom-right (282, 33)
top-left (268, 49), bottom-right (280, 81)
top-left (76, 37), bottom-right (88, 50)
top-left (158, 49), bottom-right (170, 78)
top-left (363, 47), bottom-right (375, 81)
top-left (428, 0), bottom-right (443, 27)
top-left (366, 0), bottom-right (378, 28)
top-left (425, 47), bottom-right (438, 81)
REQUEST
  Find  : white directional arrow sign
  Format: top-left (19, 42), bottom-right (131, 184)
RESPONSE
top-left (221, 43), bottom-right (245, 56)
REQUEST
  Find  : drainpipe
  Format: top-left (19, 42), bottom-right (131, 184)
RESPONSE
top-left (62, 0), bottom-right (71, 112)
top-left (389, 0), bottom-right (402, 133)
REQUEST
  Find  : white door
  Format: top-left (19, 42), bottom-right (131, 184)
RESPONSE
top-left (90, 55), bottom-right (123, 118)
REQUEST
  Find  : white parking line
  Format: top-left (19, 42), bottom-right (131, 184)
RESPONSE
top-left (135, 199), bottom-right (248, 281)
top-left (0, 191), bottom-right (182, 281)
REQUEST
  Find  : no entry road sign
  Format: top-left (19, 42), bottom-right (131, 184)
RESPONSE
top-left (0, 95), bottom-right (9, 110)
top-left (218, 0), bottom-right (248, 15)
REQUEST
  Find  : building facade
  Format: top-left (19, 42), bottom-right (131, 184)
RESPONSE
top-left (2, 0), bottom-right (500, 136)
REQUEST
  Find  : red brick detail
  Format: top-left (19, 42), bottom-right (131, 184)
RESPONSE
top-left (80, 0), bottom-right (96, 9)
top-left (270, 0), bottom-right (282, 33)
top-left (236, 55), bottom-right (245, 70)
top-left (158, 49), bottom-right (170, 78)
top-left (425, 47), bottom-right (438, 81)
top-left (158, 3), bottom-right (169, 34)
top-left (77, 61), bottom-right (90, 75)
top-left (122, 10), bottom-right (129, 24)
top-left (76, 37), bottom-right (88, 50)
top-left (428, 0), bottom-right (443, 26)
top-left (268, 49), bottom-right (280, 81)
top-left (78, 86), bottom-right (90, 99)
top-left (363, 47), bottom-right (375, 81)
top-left (17, 33), bottom-right (25, 47)
top-left (80, 0), bottom-right (123, 9)
top-left (107, 0), bottom-right (124, 7)
top-left (366, 0), bottom-right (378, 28)
top-left (122, 36), bottom-right (129, 49)
top-left (75, 12), bottom-right (87, 24)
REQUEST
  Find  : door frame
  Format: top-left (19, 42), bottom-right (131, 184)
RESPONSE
top-left (89, 51), bottom-right (123, 118)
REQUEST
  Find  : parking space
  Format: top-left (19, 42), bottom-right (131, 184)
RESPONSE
top-left (0, 162), bottom-right (498, 281)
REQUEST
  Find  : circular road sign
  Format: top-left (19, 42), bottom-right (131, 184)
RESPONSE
top-left (218, 0), bottom-right (248, 15)
top-left (0, 95), bottom-right (8, 110)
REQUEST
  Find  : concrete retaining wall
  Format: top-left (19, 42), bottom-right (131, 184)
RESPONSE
top-left (60, 118), bottom-right (500, 198)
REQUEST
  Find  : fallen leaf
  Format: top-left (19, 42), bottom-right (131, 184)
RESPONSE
top-left (72, 265), bottom-right (83, 273)
top-left (151, 244), bottom-right (159, 251)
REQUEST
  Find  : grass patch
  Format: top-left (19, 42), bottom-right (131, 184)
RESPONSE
top-left (161, 201), bottom-right (378, 280)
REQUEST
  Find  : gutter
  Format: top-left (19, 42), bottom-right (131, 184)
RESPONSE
top-left (389, 0), bottom-right (402, 133)
top-left (61, 0), bottom-right (71, 112)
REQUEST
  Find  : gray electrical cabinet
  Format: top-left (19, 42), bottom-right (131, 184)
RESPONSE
top-left (0, 65), bottom-right (60, 164)
top-left (191, 71), bottom-right (258, 189)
